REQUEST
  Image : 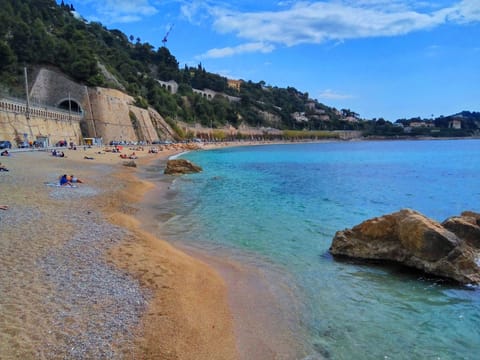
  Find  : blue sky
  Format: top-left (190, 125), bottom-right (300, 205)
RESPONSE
top-left (61, 0), bottom-right (480, 120)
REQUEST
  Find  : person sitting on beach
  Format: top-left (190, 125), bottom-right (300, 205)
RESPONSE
top-left (0, 162), bottom-right (8, 172)
top-left (129, 152), bottom-right (138, 159)
top-left (59, 174), bottom-right (73, 186)
top-left (52, 149), bottom-right (57, 156)
top-left (1, 150), bottom-right (10, 156)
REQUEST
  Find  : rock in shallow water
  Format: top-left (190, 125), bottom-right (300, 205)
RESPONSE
top-left (164, 159), bottom-right (202, 175)
top-left (330, 209), bottom-right (480, 284)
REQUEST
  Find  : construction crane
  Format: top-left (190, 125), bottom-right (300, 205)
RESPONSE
top-left (162, 24), bottom-right (174, 47)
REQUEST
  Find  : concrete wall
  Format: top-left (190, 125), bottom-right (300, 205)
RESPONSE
top-left (86, 87), bottom-right (137, 143)
top-left (0, 67), bottom-right (176, 145)
top-left (30, 68), bottom-right (88, 113)
top-left (0, 109), bottom-right (82, 147)
top-left (85, 87), bottom-right (175, 143)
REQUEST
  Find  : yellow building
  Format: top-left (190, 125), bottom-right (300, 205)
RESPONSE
top-left (227, 79), bottom-right (242, 92)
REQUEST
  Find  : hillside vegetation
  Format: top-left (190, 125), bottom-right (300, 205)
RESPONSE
top-left (0, 0), bottom-right (479, 138)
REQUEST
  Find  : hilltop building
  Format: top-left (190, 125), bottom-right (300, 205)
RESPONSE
top-left (449, 119), bottom-right (462, 129)
top-left (227, 79), bottom-right (242, 92)
top-left (292, 112), bottom-right (309, 123)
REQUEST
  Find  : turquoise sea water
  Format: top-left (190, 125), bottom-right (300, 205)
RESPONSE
top-left (159, 140), bottom-right (480, 359)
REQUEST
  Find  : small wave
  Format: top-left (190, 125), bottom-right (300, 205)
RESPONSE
top-left (169, 150), bottom-right (190, 160)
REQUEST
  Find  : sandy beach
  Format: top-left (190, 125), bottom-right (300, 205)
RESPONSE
top-left (0, 141), bottom-right (307, 360)
top-left (0, 143), bottom-right (241, 359)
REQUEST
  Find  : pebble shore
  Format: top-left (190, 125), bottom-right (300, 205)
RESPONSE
top-left (0, 150), bottom-right (149, 358)
top-left (0, 144), bottom-right (239, 360)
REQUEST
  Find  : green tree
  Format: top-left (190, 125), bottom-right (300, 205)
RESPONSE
top-left (0, 42), bottom-right (15, 73)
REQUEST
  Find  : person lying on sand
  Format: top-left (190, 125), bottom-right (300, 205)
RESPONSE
top-left (68, 175), bottom-right (84, 183)
top-left (0, 162), bottom-right (8, 171)
top-left (59, 174), bottom-right (73, 186)
top-left (0, 205), bottom-right (8, 210)
top-left (51, 150), bottom-right (66, 157)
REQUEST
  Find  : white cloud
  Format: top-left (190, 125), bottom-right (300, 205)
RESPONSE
top-left (188, 0), bottom-right (480, 50)
top-left (446, 0), bottom-right (480, 23)
top-left (197, 42), bottom-right (275, 59)
top-left (180, 1), bottom-right (209, 24)
top-left (318, 89), bottom-right (354, 100)
top-left (76, 0), bottom-right (480, 56)
top-left (211, 3), bottom-right (441, 46)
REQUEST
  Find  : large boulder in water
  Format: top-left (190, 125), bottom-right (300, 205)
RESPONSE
top-left (330, 209), bottom-right (480, 284)
top-left (164, 159), bottom-right (202, 175)
top-left (442, 211), bottom-right (480, 248)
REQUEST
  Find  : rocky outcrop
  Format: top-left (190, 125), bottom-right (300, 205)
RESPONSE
top-left (442, 211), bottom-right (480, 248)
top-left (330, 209), bottom-right (480, 284)
top-left (164, 159), bottom-right (202, 175)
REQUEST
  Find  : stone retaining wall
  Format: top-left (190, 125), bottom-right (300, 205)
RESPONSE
top-left (0, 68), bottom-right (176, 145)
top-left (0, 109), bottom-right (82, 147)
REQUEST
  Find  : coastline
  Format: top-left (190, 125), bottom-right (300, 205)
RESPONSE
top-left (127, 141), bottom-right (309, 359)
top-left (134, 157), bottom-right (309, 359)
top-left (0, 141), bottom-right (307, 359)
top-left (106, 148), bottom-right (240, 360)
top-left (0, 144), bottom-right (238, 359)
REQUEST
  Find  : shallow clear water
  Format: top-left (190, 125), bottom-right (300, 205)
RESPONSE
top-left (160, 140), bottom-right (480, 359)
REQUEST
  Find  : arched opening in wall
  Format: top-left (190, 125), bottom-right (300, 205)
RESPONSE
top-left (57, 99), bottom-right (83, 114)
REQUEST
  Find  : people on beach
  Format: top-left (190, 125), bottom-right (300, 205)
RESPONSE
top-left (0, 162), bottom-right (8, 171)
top-left (59, 174), bottom-right (73, 186)
top-left (0, 205), bottom-right (8, 210)
top-left (1, 150), bottom-right (10, 156)
top-left (51, 150), bottom-right (65, 157)
top-left (68, 174), bottom-right (83, 183)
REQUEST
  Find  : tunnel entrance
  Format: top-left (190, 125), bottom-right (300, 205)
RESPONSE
top-left (57, 99), bottom-right (83, 114)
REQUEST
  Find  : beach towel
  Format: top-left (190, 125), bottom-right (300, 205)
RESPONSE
top-left (44, 182), bottom-right (77, 188)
